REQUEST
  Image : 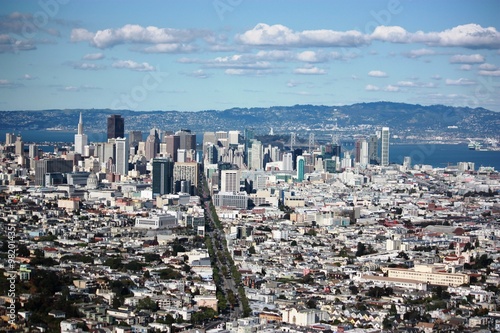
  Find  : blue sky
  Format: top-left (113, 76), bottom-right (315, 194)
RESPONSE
top-left (1, 0), bottom-right (499, 111)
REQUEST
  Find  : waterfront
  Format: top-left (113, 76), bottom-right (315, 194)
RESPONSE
top-left (391, 143), bottom-right (500, 171)
top-left (1, 130), bottom-right (499, 171)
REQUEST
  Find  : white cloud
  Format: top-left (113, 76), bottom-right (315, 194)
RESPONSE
top-left (287, 79), bottom-right (301, 87)
top-left (185, 69), bottom-right (210, 79)
top-left (460, 64), bottom-right (472, 71)
top-left (0, 33), bottom-right (36, 53)
top-left (236, 23), bottom-right (369, 47)
top-left (71, 28), bottom-right (94, 42)
top-left (371, 24), bottom-right (500, 49)
top-left (112, 60), bottom-right (155, 72)
top-left (59, 85), bottom-right (100, 92)
top-left (384, 85), bottom-right (400, 92)
top-left (432, 75), bottom-right (442, 80)
top-left (22, 74), bottom-right (36, 80)
top-left (397, 81), bottom-right (436, 88)
top-left (478, 70), bottom-right (500, 76)
top-left (371, 26), bottom-right (411, 43)
top-left (449, 54), bottom-right (485, 63)
top-left (293, 66), bottom-right (326, 75)
top-left (0, 79), bottom-right (22, 88)
top-left (368, 70), bottom-right (388, 78)
top-left (143, 43), bottom-right (197, 53)
top-left (431, 24), bottom-right (500, 49)
top-left (445, 78), bottom-right (476, 85)
top-left (224, 68), bottom-right (274, 76)
top-left (478, 63), bottom-right (497, 70)
top-left (73, 62), bottom-right (105, 70)
top-left (83, 53), bottom-right (105, 60)
top-left (255, 50), bottom-right (294, 61)
top-left (297, 51), bottom-right (319, 62)
top-left (71, 24), bottom-right (207, 49)
top-left (365, 84), bottom-right (379, 91)
top-left (404, 48), bottom-right (436, 58)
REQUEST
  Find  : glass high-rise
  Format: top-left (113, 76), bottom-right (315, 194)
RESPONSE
top-left (381, 127), bottom-right (390, 166)
top-left (107, 115), bottom-right (124, 139)
top-left (152, 158), bottom-right (174, 195)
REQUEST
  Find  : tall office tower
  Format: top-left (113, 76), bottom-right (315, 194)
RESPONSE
top-left (403, 156), bottom-right (412, 169)
top-left (216, 131), bottom-right (228, 141)
top-left (355, 139), bottom-right (362, 163)
top-left (35, 158), bottom-right (73, 186)
top-left (152, 157), bottom-right (174, 195)
top-left (114, 137), bottom-right (129, 176)
top-left (5, 133), bottom-right (15, 145)
top-left (368, 134), bottom-right (379, 164)
top-left (282, 152), bottom-right (293, 171)
top-left (250, 139), bottom-right (263, 170)
top-left (203, 131), bottom-right (217, 147)
top-left (360, 140), bottom-right (369, 166)
top-left (381, 127), bottom-right (390, 166)
top-left (107, 115), bottom-right (124, 139)
top-left (205, 143), bottom-right (219, 164)
top-left (228, 131), bottom-right (240, 145)
top-left (331, 144), bottom-right (341, 158)
top-left (176, 129), bottom-right (196, 151)
top-left (165, 134), bottom-right (180, 162)
top-left (173, 162), bottom-right (199, 192)
top-left (221, 169), bottom-right (240, 193)
top-left (243, 128), bottom-right (254, 166)
top-left (74, 112), bottom-right (88, 155)
top-left (324, 158), bottom-right (336, 173)
top-left (177, 149), bottom-right (187, 163)
top-left (28, 144), bottom-right (38, 159)
top-left (145, 133), bottom-right (159, 160)
top-left (15, 136), bottom-right (24, 156)
top-left (129, 130), bottom-right (142, 148)
top-left (104, 141), bottom-right (116, 166)
top-left (296, 156), bottom-right (305, 182)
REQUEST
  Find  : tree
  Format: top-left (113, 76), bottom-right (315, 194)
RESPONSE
top-left (349, 285), bottom-right (359, 295)
top-left (137, 297), bottom-right (158, 311)
top-left (306, 298), bottom-right (317, 309)
top-left (17, 244), bottom-right (30, 257)
top-left (382, 317), bottom-right (393, 330)
top-left (389, 304), bottom-right (397, 316)
top-left (355, 242), bottom-right (366, 257)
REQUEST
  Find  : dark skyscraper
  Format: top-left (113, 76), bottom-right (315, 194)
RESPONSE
top-left (107, 115), bottom-right (125, 139)
top-left (176, 129), bottom-right (196, 151)
top-left (152, 157), bottom-right (174, 195)
top-left (35, 158), bottom-right (73, 186)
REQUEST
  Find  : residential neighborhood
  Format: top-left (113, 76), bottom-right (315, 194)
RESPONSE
top-left (0, 122), bottom-right (499, 333)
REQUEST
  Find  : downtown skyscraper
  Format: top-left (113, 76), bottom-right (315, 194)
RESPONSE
top-left (74, 112), bottom-right (88, 155)
top-left (107, 115), bottom-right (125, 140)
top-left (381, 127), bottom-right (390, 166)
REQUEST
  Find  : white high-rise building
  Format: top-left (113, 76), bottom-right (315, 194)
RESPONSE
top-left (115, 137), bottom-right (129, 176)
top-left (250, 140), bottom-right (263, 170)
top-left (228, 131), bottom-right (240, 145)
top-left (360, 140), bottom-right (369, 166)
top-left (282, 152), bottom-right (293, 171)
top-left (381, 127), bottom-right (390, 166)
top-left (220, 169), bottom-right (240, 193)
top-left (74, 112), bottom-right (88, 155)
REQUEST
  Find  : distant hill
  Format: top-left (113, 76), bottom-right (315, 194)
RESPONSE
top-left (0, 102), bottom-right (498, 139)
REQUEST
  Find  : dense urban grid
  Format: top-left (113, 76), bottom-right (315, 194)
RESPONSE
top-left (0, 113), bottom-right (499, 333)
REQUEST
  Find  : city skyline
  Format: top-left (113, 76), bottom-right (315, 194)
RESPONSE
top-left (0, 1), bottom-right (499, 111)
